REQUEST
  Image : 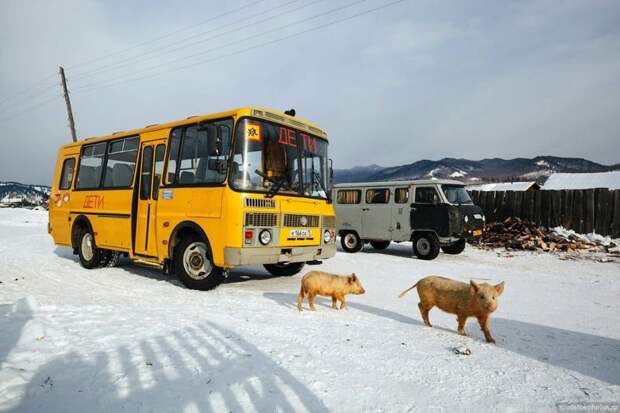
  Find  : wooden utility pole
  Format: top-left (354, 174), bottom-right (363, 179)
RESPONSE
top-left (59, 66), bottom-right (77, 142)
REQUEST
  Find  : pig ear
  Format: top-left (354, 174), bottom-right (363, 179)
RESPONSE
top-left (348, 276), bottom-right (354, 284)
top-left (469, 280), bottom-right (479, 294)
top-left (494, 281), bottom-right (505, 296)
top-left (351, 273), bottom-right (357, 281)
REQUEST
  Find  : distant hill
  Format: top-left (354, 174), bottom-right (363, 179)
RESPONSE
top-left (333, 156), bottom-right (615, 184)
top-left (0, 181), bottom-right (50, 207)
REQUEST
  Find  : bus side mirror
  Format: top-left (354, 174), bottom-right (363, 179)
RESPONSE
top-left (329, 158), bottom-right (333, 180)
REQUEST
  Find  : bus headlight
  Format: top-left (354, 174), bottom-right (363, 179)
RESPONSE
top-left (323, 229), bottom-right (332, 243)
top-left (259, 229), bottom-right (272, 245)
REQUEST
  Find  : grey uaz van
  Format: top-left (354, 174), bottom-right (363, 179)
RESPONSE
top-left (333, 180), bottom-right (484, 260)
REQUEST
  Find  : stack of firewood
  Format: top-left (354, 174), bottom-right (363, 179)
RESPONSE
top-left (477, 217), bottom-right (617, 253)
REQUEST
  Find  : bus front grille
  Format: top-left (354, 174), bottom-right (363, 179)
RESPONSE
top-left (245, 213), bottom-right (278, 227)
top-left (245, 198), bottom-right (275, 209)
top-left (283, 214), bottom-right (319, 228)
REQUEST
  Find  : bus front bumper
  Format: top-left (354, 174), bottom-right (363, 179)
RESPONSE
top-left (224, 244), bottom-right (336, 266)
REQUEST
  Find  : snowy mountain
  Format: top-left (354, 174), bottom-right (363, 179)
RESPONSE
top-left (333, 156), bottom-right (614, 183)
top-left (0, 181), bottom-right (50, 206)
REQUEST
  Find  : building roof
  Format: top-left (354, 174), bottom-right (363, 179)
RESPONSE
top-left (467, 181), bottom-right (539, 191)
top-left (333, 179), bottom-right (465, 188)
top-left (541, 171), bottom-right (620, 190)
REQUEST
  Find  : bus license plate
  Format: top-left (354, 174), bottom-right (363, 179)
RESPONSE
top-left (473, 229), bottom-right (482, 237)
top-left (290, 229), bottom-right (311, 238)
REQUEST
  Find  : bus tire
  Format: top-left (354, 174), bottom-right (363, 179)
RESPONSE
top-left (263, 262), bottom-right (305, 277)
top-left (341, 231), bottom-right (363, 253)
top-left (413, 233), bottom-right (440, 260)
top-left (370, 240), bottom-right (390, 250)
top-left (441, 239), bottom-right (466, 255)
top-left (77, 228), bottom-right (104, 269)
top-left (174, 235), bottom-right (224, 291)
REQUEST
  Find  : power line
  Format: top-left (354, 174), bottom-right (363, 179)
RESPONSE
top-left (73, 0), bottom-right (406, 95)
top-left (72, 0), bottom-right (372, 92)
top-left (69, 0), bottom-right (319, 82)
top-left (65, 0), bottom-right (268, 71)
top-left (0, 94), bottom-right (62, 125)
top-left (0, 73), bottom-right (58, 111)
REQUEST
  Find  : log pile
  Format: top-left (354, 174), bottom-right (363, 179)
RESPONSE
top-left (477, 217), bottom-right (618, 253)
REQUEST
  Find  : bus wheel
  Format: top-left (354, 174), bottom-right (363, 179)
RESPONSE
top-left (341, 231), bottom-right (363, 253)
top-left (78, 230), bottom-right (104, 269)
top-left (263, 262), bottom-right (305, 277)
top-left (441, 239), bottom-right (466, 255)
top-left (175, 236), bottom-right (224, 291)
top-left (413, 233), bottom-right (440, 260)
top-left (370, 240), bottom-right (390, 250)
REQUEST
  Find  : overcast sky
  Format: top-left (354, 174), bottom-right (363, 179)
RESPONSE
top-left (1, 0), bottom-right (619, 185)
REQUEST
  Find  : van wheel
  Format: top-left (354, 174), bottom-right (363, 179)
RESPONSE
top-left (78, 229), bottom-right (104, 269)
top-left (174, 236), bottom-right (224, 290)
top-left (341, 231), bottom-right (363, 253)
top-left (370, 240), bottom-right (390, 250)
top-left (413, 233), bottom-right (440, 260)
top-left (264, 262), bottom-right (305, 277)
top-left (441, 239), bottom-right (466, 255)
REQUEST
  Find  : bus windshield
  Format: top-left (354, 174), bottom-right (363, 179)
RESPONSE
top-left (442, 185), bottom-right (473, 205)
top-left (231, 118), bottom-right (329, 199)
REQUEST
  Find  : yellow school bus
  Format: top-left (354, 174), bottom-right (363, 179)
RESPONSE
top-left (49, 107), bottom-right (336, 290)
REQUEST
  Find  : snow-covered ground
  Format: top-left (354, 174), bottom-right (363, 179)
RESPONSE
top-left (0, 208), bottom-right (619, 412)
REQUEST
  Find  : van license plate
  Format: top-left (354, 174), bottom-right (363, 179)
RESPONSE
top-left (473, 230), bottom-right (482, 237)
top-left (290, 229), bottom-right (311, 238)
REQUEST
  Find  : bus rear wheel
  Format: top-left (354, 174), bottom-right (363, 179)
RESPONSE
top-left (174, 236), bottom-right (224, 291)
top-left (370, 240), bottom-right (390, 250)
top-left (264, 262), bottom-right (305, 277)
top-left (78, 229), bottom-right (105, 269)
top-left (441, 239), bottom-right (466, 255)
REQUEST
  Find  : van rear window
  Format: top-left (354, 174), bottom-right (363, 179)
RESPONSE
top-left (336, 190), bottom-right (361, 204)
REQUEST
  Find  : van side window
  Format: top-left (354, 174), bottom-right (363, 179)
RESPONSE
top-left (415, 187), bottom-right (439, 204)
top-left (76, 142), bottom-right (107, 189)
top-left (102, 136), bottom-right (138, 188)
top-left (169, 119), bottom-right (232, 185)
top-left (59, 158), bottom-right (75, 190)
top-left (366, 188), bottom-right (390, 204)
top-left (395, 188), bottom-right (409, 203)
top-left (336, 189), bottom-right (361, 204)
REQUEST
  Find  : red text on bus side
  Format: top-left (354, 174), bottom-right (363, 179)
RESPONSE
top-left (278, 127), bottom-right (297, 148)
top-left (83, 195), bottom-right (104, 209)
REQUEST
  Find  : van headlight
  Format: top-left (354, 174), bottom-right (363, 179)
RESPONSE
top-left (259, 229), bottom-right (272, 245)
top-left (323, 229), bottom-right (332, 243)
top-left (464, 215), bottom-right (469, 223)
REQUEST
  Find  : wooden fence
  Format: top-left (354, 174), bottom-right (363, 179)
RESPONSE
top-left (468, 189), bottom-right (620, 237)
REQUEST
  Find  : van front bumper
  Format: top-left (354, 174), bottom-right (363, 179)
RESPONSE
top-left (224, 244), bottom-right (336, 266)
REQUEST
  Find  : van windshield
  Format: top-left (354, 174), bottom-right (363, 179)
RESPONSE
top-left (442, 185), bottom-right (473, 205)
top-left (231, 118), bottom-right (329, 199)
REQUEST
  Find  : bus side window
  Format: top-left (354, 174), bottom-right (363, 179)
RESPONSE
top-left (59, 158), bottom-right (75, 190)
top-left (152, 145), bottom-right (165, 200)
top-left (76, 142), bottom-right (107, 189)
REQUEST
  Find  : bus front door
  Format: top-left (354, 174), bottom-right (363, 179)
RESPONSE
top-left (135, 142), bottom-right (166, 257)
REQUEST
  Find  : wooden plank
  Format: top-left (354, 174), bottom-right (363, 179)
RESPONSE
top-left (523, 191), bottom-right (533, 222)
top-left (495, 191), bottom-right (506, 222)
top-left (540, 190), bottom-right (551, 228)
top-left (514, 191), bottom-right (523, 219)
top-left (551, 190), bottom-right (562, 228)
top-left (594, 189), bottom-right (609, 236)
top-left (612, 190), bottom-right (620, 238)
top-left (534, 191), bottom-right (542, 225)
top-left (486, 191), bottom-right (496, 222)
top-left (505, 191), bottom-right (515, 218)
top-left (583, 189), bottom-right (595, 234)
top-left (573, 190), bottom-right (584, 233)
top-left (563, 190), bottom-right (573, 229)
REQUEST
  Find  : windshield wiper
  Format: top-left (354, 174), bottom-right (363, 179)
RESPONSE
top-left (312, 171), bottom-right (331, 202)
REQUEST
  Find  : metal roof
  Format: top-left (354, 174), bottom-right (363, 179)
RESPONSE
top-left (541, 171), bottom-right (620, 190)
top-left (332, 179), bottom-right (465, 188)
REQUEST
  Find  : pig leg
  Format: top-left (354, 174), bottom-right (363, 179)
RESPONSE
top-left (331, 295), bottom-right (338, 309)
top-left (477, 315), bottom-right (496, 344)
top-left (338, 294), bottom-right (347, 310)
top-left (308, 293), bottom-right (317, 311)
top-left (457, 315), bottom-right (468, 336)
top-left (297, 287), bottom-right (306, 311)
top-left (418, 302), bottom-right (432, 327)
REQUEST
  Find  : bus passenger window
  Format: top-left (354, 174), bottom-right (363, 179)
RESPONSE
top-left (395, 188), bottom-right (409, 204)
top-left (76, 142), bottom-right (106, 189)
top-left (166, 128), bottom-right (182, 185)
top-left (59, 158), bottom-right (75, 190)
top-left (140, 147), bottom-right (153, 200)
top-left (366, 188), bottom-right (390, 204)
top-left (102, 136), bottom-right (138, 188)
